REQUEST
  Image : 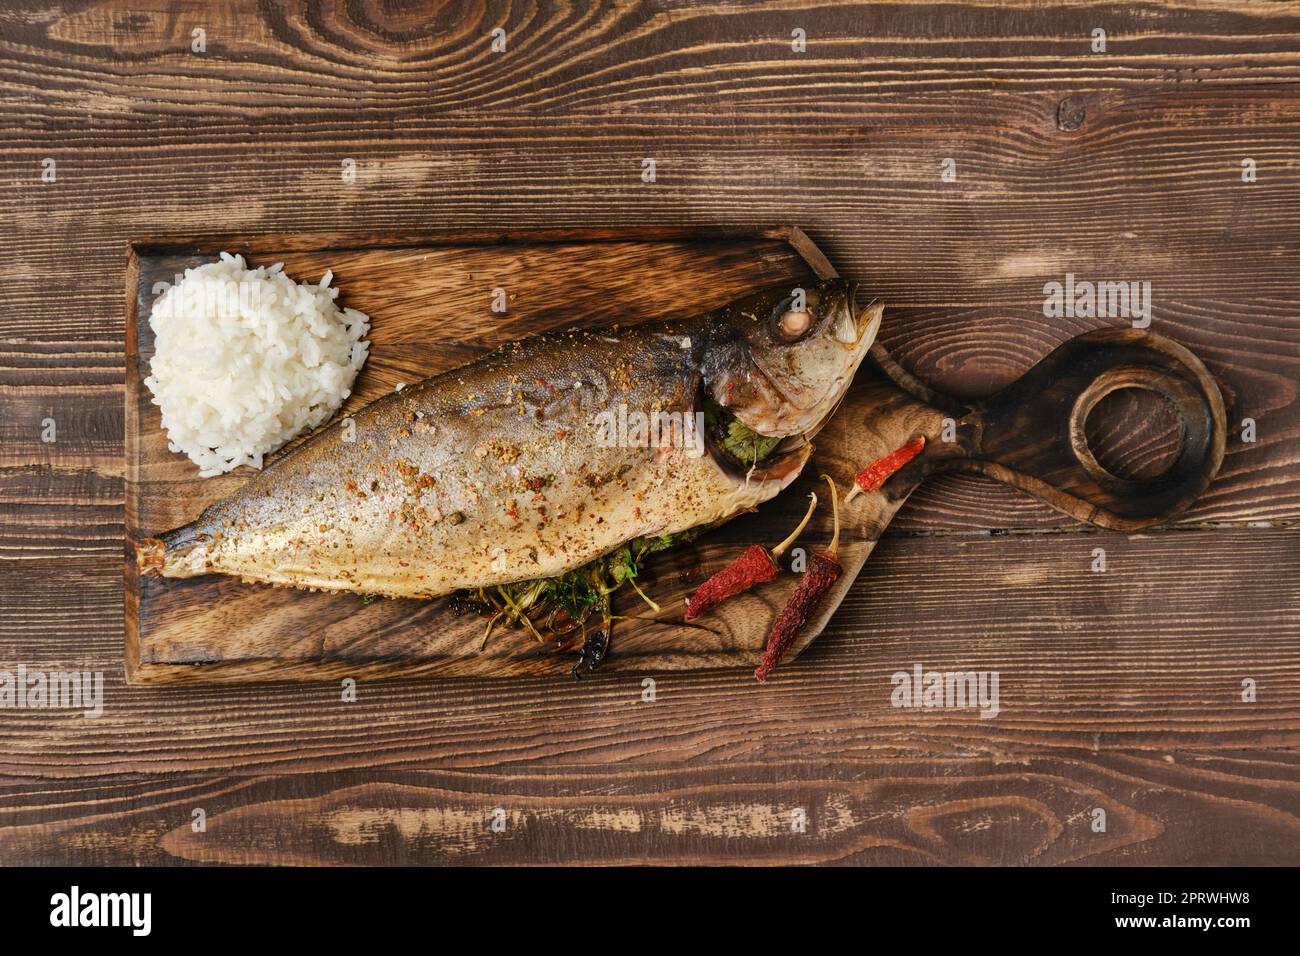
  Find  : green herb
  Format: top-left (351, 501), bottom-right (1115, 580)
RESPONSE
top-left (702, 393), bottom-right (783, 467)
top-left (630, 526), bottom-right (706, 556)
top-left (360, 593), bottom-right (381, 605)
top-left (469, 526), bottom-right (706, 654)
top-left (552, 572), bottom-right (600, 617)
top-left (723, 417), bottom-right (783, 466)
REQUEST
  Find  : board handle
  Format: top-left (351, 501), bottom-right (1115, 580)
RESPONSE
top-left (905, 328), bottom-right (1227, 530)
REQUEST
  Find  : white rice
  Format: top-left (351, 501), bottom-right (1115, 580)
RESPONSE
top-left (143, 252), bottom-right (371, 477)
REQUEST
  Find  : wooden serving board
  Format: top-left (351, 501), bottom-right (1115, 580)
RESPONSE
top-left (124, 228), bottom-right (1226, 684)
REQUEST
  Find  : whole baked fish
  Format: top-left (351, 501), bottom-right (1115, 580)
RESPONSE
top-left (140, 280), bottom-right (881, 617)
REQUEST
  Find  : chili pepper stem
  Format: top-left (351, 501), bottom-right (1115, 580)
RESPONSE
top-left (683, 491), bottom-right (821, 622)
top-left (821, 474), bottom-right (840, 556)
top-left (770, 491), bottom-right (818, 558)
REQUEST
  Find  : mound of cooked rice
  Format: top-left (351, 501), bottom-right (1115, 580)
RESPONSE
top-left (144, 252), bottom-right (371, 477)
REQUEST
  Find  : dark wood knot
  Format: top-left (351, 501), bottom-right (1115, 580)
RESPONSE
top-left (1057, 95), bottom-right (1088, 131)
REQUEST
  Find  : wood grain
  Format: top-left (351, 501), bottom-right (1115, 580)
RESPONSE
top-left (2, 755), bottom-right (1298, 866)
top-left (0, 0), bottom-right (1296, 864)
top-left (6, 0), bottom-right (1300, 120)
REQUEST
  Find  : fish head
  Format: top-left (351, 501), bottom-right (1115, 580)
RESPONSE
top-left (706, 278), bottom-right (882, 439)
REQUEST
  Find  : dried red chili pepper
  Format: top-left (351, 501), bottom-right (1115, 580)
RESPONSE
top-left (684, 491), bottom-right (818, 621)
top-left (845, 435), bottom-right (926, 502)
top-left (755, 474), bottom-right (842, 682)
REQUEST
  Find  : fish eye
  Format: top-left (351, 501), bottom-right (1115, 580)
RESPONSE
top-left (777, 308), bottom-right (813, 340)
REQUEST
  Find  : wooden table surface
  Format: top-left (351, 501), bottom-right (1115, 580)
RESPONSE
top-left (1, 0), bottom-right (1298, 866)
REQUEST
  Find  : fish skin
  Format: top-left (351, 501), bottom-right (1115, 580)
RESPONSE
top-left (142, 280), bottom-right (881, 599)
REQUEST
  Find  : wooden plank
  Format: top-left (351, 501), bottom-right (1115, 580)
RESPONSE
top-left (2, 527), bottom-right (1296, 777)
top-left (4, 0), bottom-right (1300, 124)
top-left (1, 756), bottom-right (1298, 866)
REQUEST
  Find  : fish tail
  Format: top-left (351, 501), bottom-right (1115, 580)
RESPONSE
top-left (134, 521), bottom-right (211, 578)
top-left (134, 537), bottom-right (166, 574)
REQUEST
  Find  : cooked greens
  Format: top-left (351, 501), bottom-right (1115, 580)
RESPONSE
top-left (703, 393), bottom-right (784, 468)
top-left (724, 416), bottom-right (783, 465)
top-left (469, 527), bottom-right (705, 662)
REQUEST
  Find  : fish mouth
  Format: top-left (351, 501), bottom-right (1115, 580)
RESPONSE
top-left (844, 282), bottom-right (883, 352)
top-left (805, 281), bottom-right (881, 437)
top-left (804, 286), bottom-right (882, 437)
